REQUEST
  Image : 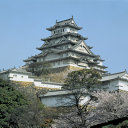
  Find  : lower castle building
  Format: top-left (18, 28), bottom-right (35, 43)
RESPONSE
top-left (0, 67), bottom-right (128, 107)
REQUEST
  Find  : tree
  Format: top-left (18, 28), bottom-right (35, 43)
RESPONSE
top-left (88, 91), bottom-right (128, 127)
top-left (0, 78), bottom-right (28, 128)
top-left (0, 79), bottom-right (53, 128)
top-left (10, 83), bottom-right (53, 128)
top-left (63, 68), bottom-right (101, 127)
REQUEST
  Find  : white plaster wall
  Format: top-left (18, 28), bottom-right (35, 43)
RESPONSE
top-left (51, 27), bottom-right (77, 35)
top-left (37, 58), bottom-right (41, 62)
top-left (102, 80), bottom-right (119, 91)
top-left (41, 94), bottom-right (90, 107)
top-left (70, 28), bottom-right (77, 33)
top-left (78, 62), bottom-right (88, 67)
top-left (34, 81), bottom-right (62, 89)
top-left (51, 60), bottom-right (79, 68)
top-left (98, 61), bottom-right (103, 66)
top-left (41, 95), bottom-right (74, 107)
top-left (37, 57), bottom-right (45, 62)
top-left (71, 37), bottom-right (79, 42)
top-left (9, 73), bottom-right (34, 82)
top-left (119, 80), bottom-right (128, 91)
top-left (45, 53), bottom-right (59, 61)
top-left (65, 27), bottom-right (77, 33)
top-left (51, 28), bottom-right (65, 35)
top-left (79, 96), bottom-right (90, 106)
top-left (121, 74), bottom-right (128, 81)
top-left (34, 81), bottom-right (42, 86)
top-left (65, 27), bottom-right (70, 33)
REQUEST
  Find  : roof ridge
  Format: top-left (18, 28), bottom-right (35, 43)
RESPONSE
top-left (56, 17), bottom-right (72, 23)
top-left (104, 71), bottom-right (126, 76)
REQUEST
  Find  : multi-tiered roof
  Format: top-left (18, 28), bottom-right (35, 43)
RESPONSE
top-left (24, 17), bottom-right (107, 74)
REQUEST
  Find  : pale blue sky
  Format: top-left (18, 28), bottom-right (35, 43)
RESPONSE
top-left (0, 0), bottom-right (128, 73)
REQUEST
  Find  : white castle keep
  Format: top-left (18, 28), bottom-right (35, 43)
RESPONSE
top-left (24, 17), bottom-right (107, 74)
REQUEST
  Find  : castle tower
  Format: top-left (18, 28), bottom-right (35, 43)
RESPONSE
top-left (24, 17), bottom-right (107, 77)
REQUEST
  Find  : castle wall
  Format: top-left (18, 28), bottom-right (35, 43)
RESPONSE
top-left (51, 27), bottom-right (77, 36)
top-left (34, 80), bottom-right (62, 89)
top-left (0, 73), bottom-right (8, 80)
top-left (119, 80), bottom-right (128, 91)
top-left (102, 80), bottom-right (119, 91)
top-left (0, 71), bottom-right (62, 89)
top-left (9, 73), bottom-right (34, 82)
top-left (40, 90), bottom-right (90, 107)
top-left (102, 80), bottom-right (128, 92)
top-left (41, 94), bottom-right (74, 107)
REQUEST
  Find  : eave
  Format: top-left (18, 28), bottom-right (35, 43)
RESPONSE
top-left (24, 57), bottom-right (36, 62)
top-left (96, 65), bottom-right (107, 69)
top-left (46, 24), bottom-right (82, 31)
top-left (37, 40), bottom-right (76, 50)
top-left (95, 69), bottom-right (107, 73)
top-left (94, 58), bottom-right (105, 62)
top-left (41, 32), bottom-right (88, 41)
top-left (87, 45), bottom-right (93, 49)
top-left (29, 56), bottom-right (80, 64)
top-left (10, 71), bottom-right (31, 75)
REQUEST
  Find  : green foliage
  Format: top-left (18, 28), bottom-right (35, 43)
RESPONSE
top-left (10, 83), bottom-right (52, 128)
top-left (102, 124), bottom-right (115, 128)
top-left (102, 120), bottom-right (128, 128)
top-left (64, 68), bottom-right (101, 90)
top-left (116, 120), bottom-right (128, 128)
top-left (0, 78), bottom-right (28, 128)
top-left (62, 69), bottom-right (102, 127)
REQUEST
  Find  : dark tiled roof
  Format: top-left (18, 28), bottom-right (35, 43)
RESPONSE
top-left (47, 17), bottom-right (82, 31)
top-left (24, 56), bottom-right (36, 62)
top-left (37, 39), bottom-right (76, 50)
top-left (41, 32), bottom-right (88, 41)
top-left (0, 68), bottom-right (32, 75)
top-left (101, 70), bottom-right (127, 81)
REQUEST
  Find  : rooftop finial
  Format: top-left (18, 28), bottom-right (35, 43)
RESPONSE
top-left (56, 20), bottom-right (57, 23)
top-left (72, 15), bottom-right (74, 19)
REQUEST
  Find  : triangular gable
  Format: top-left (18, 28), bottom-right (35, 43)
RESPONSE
top-left (57, 18), bottom-right (79, 28)
top-left (40, 41), bottom-right (50, 48)
top-left (39, 50), bottom-right (54, 57)
top-left (69, 19), bottom-right (78, 27)
top-left (40, 48), bottom-right (62, 58)
top-left (72, 40), bottom-right (93, 55)
top-left (56, 36), bottom-right (68, 44)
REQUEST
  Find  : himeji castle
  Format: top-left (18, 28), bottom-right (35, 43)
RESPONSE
top-left (1, 17), bottom-right (128, 107)
top-left (24, 17), bottom-right (107, 74)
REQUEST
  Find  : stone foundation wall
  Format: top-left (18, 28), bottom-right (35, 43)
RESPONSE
top-left (11, 81), bottom-right (34, 86)
top-left (39, 66), bottom-right (84, 83)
